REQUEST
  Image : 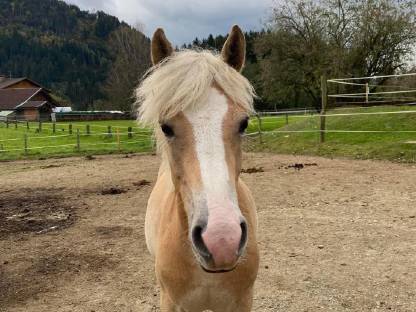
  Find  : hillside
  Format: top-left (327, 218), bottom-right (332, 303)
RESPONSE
top-left (0, 0), bottom-right (151, 110)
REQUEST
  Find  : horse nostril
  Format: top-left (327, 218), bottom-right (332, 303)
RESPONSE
top-left (191, 225), bottom-right (211, 259)
top-left (238, 221), bottom-right (248, 255)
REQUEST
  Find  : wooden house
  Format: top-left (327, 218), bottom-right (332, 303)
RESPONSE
top-left (0, 77), bottom-right (59, 121)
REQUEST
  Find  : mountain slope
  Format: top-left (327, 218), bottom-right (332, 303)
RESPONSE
top-left (0, 0), bottom-right (151, 110)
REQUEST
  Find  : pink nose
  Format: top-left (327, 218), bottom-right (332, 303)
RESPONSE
top-left (202, 220), bottom-right (242, 268)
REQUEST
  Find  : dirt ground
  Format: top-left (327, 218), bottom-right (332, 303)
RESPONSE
top-left (0, 153), bottom-right (415, 312)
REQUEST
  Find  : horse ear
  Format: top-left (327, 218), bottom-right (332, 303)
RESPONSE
top-left (151, 28), bottom-right (173, 65)
top-left (221, 25), bottom-right (246, 72)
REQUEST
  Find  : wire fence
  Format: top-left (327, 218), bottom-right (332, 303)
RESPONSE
top-left (244, 89), bottom-right (416, 154)
top-left (1, 91), bottom-right (416, 158)
top-left (327, 72), bottom-right (416, 106)
top-left (0, 119), bottom-right (155, 156)
top-left (307, 72), bottom-right (416, 144)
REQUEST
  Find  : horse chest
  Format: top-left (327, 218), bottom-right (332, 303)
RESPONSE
top-left (158, 269), bottom-right (236, 311)
top-left (178, 282), bottom-right (236, 311)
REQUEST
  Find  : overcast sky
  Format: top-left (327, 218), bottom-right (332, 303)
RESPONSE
top-left (64, 0), bottom-right (272, 45)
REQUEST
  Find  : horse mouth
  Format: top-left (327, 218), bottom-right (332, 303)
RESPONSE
top-left (200, 264), bottom-right (237, 274)
top-left (193, 250), bottom-right (240, 273)
top-left (191, 246), bottom-right (239, 273)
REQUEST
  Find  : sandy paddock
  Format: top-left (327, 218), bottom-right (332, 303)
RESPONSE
top-left (0, 153), bottom-right (415, 312)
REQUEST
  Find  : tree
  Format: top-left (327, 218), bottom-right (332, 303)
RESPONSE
top-left (349, 0), bottom-right (416, 77)
top-left (102, 26), bottom-right (151, 111)
top-left (95, 11), bottom-right (120, 38)
top-left (192, 37), bottom-right (201, 47)
top-left (256, 0), bottom-right (416, 109)
top-left (0, 0), bottom-right (151, 110)
top-left (206, 34), bottom-right (215, 48)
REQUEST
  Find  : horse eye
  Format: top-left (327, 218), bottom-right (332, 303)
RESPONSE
top-left (239, 118), bottom-right (249, 134)
top-left (161, 124), bottom-right (174, 137)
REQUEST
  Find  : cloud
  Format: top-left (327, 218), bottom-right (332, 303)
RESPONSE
top-left (65, 0), bottom-right (272, 45)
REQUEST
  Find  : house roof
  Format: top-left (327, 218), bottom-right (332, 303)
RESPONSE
top-left (0, 110), bottom-right (15, 117)
top-left (0, 88), bottom-right (42, 110)
top-left (0, 77), bottom-right (44, 90)
top-left (19, 101), bottom-right (49, 109)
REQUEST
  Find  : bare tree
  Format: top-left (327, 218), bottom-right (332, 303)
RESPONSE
top-left (133, 21), bottom-right (146, 34)
top-left (349, 0), bottom-right (416, 77)
top-left (102, 26), bottom-right (151, 111)
top-left (257, 0), bottom-right (416, 108)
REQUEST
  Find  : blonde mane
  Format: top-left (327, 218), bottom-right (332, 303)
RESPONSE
top-left (135, 49), bottom-right (256, 127)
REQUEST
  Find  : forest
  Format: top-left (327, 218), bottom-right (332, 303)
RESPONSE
top-left (190, 0), bottom-right (416, 110)
top-left (0, 0), bottom-right (150, 111)
top-left (0, 0), bottom-right (415, 111)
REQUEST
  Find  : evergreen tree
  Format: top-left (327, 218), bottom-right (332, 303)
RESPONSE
top-left (0, 0), bottom-right (151, 110)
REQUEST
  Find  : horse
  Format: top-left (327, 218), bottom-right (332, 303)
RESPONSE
top-left (135, 25), bottom-right (259, 312)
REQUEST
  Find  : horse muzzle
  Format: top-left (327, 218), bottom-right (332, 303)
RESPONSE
top-left (191, 215), bottom-right (248, 272)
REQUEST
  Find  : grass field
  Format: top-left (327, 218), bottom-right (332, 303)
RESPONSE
top-left (1, 106), bottom-right (416, 161)
top-left (0, 120), bottom-right (153, 160)
top-left (248, 105), bottom-right (416, 162)
top-left (0, 117), bottom-right (285, 161)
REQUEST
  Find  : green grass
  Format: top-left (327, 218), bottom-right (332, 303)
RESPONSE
top-left (0, 116), bottom-right (288, 161)
top-left (2, 106), bottom-right (416, 162)
top-left (248, 105), bottom-right (416, 162)
top-left (0, 120), bottom-right (153, 160)
top-left (248, 115), bottom-right (298, 132)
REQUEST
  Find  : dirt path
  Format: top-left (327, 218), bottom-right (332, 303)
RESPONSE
top-left (0, 153), bottom-right (415, 312)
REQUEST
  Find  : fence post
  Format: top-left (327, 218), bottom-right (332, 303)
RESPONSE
top-left (24, 133), bottom-right (28, 156)
top-left (116, 129), bottom-right (121, 152)
top-left (52, 122), bottom-right (56, 134)
top-left (38, 121), bottom-right (42, 132)
top-left (15, 117), bottom-right (18, 129)
top-left (128, 127), bottom-right (133, 139)
top-left (6, 117), bottom-right (8, 128)
top-left (256, 114), bottom-right (263, 144)
top-left (365, 82), bottom-right (369, 105)
top-left (69, 124), bottom-right (72, 135)
top-left (151, 137), bottom-right (157, 151)
top-left (86, 124), bottom-right (90, 136)
top-left (320, 75), bottom-right (328, 143)
top-left (76, 129), bottom-right (80, 152)
top-left (107, 126), bottom-right (112, 138)
top-left (285, 113), bottom-right (289, 125)
top-left (26, 121), bottom-right (29, 130)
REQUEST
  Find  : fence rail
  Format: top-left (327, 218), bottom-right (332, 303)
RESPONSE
top-left (0, 119), bottom-right (155, 157)
top-left (1, 102), bottom-right (416, 158)
top-left (322, 72), bottom-right (416, 143)
top-left (1, 71), bottom-right (414, 159)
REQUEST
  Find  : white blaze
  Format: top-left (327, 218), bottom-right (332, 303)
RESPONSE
top-left (184, 88), bottom-right (237, 206)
